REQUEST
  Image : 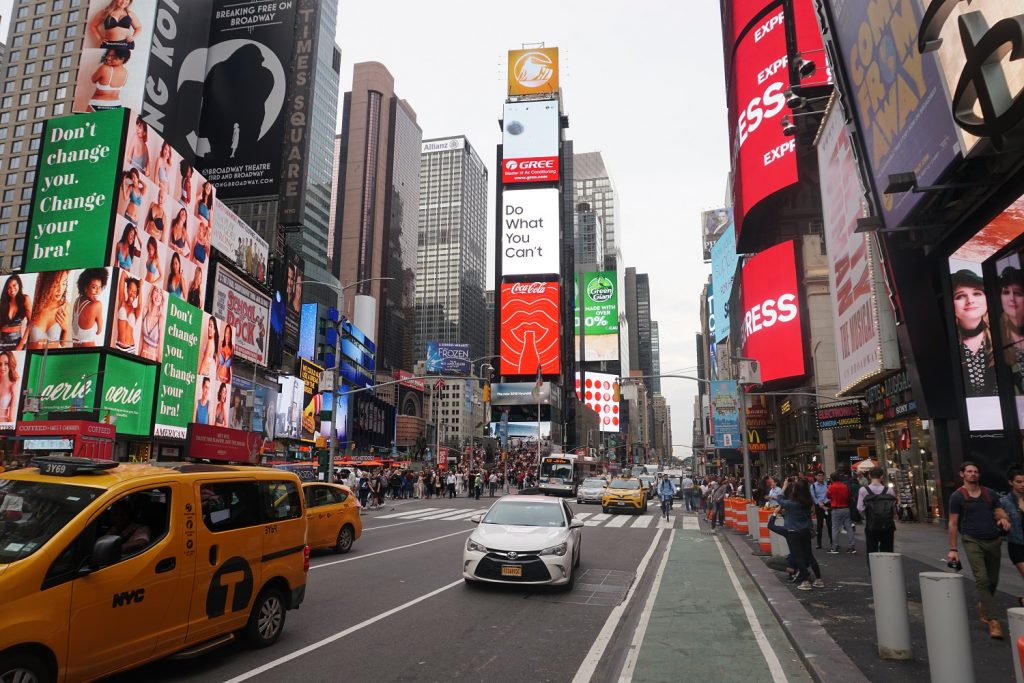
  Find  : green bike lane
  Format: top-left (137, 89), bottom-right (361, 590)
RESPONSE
top-left (628, 519), bottom-right (813, 683)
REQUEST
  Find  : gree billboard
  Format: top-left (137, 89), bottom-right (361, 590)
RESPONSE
top-left (502, 100), bottom-right (559, 184)
top-left (500, 281), bottom-right (561, 376)
top-left (26, 110), bottom-right (126, 272)
top-left (501, 188), bottom-right (560, 276)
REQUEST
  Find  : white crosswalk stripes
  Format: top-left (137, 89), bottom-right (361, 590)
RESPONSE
top-left (584, 513), bottom-right (611, 527)
top-left (366, 504), bottom-right (696, 529)
top-left (630, 515), bottom-right (653, 529)
top-left (604, 515), bottom-right (630, 528)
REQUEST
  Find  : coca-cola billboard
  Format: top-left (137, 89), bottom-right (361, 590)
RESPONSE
top-left (740, 240), bottom-right (806, 383)
top-left (500, 281), bottom-right (561, 376)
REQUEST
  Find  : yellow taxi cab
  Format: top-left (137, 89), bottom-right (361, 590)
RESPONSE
top-left (601, 476), bottom-right (648, 514)
top-left (301, 481), bottom-right (361, 553)
top-left (0, 456), bottom-right (309, 683)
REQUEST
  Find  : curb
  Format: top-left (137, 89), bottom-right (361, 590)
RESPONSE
top-left (720, 530), bottom-right (870, 683)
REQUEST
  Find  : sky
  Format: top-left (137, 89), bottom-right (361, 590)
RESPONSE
top-left (0, 1), bottom-right (730, 460)
top-left (333, 2), bottom-right (730, 459)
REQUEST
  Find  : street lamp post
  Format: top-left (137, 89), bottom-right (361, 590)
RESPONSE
top-left (299, 277), bottom-right (393, 482)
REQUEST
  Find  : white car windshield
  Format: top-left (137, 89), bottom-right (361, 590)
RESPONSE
top-left (483, 502), bottom-right (566, 527)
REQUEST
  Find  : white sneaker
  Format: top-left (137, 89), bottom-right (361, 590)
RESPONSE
top-left (797, 581), bottom-right (813, 591)
top-left (812, 579), bottom-right (824, 588)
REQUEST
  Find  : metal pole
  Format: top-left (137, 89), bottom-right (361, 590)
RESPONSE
top-left (435, 382), bottom-right (441, 472)
top-left (1009, 608), bottom-right (1024, 683)
top-left (919, 572), bottom-right (974, 683)
top-left (869, 553), bottom-right (912, 660)
top-left (737, 381), bottom-right (751, 499)
top-left (326, 315), bottom-right (341, 482)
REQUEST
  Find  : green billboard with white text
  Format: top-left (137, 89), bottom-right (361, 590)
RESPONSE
top-left (25, 109), bottom-right (125, 272)
top-left (154, 297), bottom-right (203, 439)
top-left (100, 355), bottom-right (157, 436)
top-left (23, 352), bottom-right (101, 419)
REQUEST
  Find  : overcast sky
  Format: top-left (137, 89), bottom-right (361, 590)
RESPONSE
top-left (335, 2), bottom-right (729, 458)
top-left (0, 1), bottom-right (729, 460)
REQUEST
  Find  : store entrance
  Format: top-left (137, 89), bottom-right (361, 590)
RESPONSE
top-left (882, 418), bottom-right (941, 521)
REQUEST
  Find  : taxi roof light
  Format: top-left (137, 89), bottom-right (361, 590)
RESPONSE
top-left (30, 456), bottom-right (119, 477)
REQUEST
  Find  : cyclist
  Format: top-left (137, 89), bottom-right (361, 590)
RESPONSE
top-left (657, 474), bottom-right (676, 520)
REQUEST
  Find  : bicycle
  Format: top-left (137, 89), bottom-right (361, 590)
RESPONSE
top-left (660, 495), bottom-right (672, 521)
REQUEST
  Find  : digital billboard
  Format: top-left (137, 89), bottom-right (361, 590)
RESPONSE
top-left (740, 240), bottom-right (805, 383)
top-left (826, 0), bottom-right (958, 228)
top-left (211, 199), bottom-right (269, 285)
top-left (501, 188), bottom-right (560, 276)
top-left (99, 354), bottom-right (157, 436)
top-left (702, 207), bottom-right (732, 263)
top-left (710, 222), bottom-right (739, 343)
top-left (193, 0), bottom-right (298, 197)
top-left (111, 110), bottom-right (212, 308)
top-left (948, 258), bottom-right (1003, 431)
top-left (574, 271), bottom-right (619, 362)
top-left (817, 103), bottom-right (897, 393)
top-left (575, 372), bottom-right (620, 433)
top-left (275, 374), bottom-right (304, 440)
top-left (0, 350), bottom-right (25, 430)
top-left (298, 302), bottom-right (318, 361)
top-left (500, 281), bottom-right (561, 376)
top-left (709, 380), bottom-right (740, 448)
top-left (299, 358), bottom-right (323, 443)
top-left (211, 264), bottom-right (271, 366)
top-left (26, 110), bottom-right (126, 272)
top-left (72, 0), bottom-right (159, 114)
top-left (0, 269), bottom-right (114, 352)
top-left (508, 47), bottom-right (559, 96)
top-left (24, 352), bottom-right (102, 419)
top-left (426, 342), bottom-right (471, 376)
top-left (502, 100), bottom-right (559, 184)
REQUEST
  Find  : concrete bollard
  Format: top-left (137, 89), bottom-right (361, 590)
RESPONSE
top-left (869, 553), bottom-right (912, 660)
top-left (1009, 608), bottom-right (1024, 683)
top-left (746, 504), bottom-right (758, 540)
top-left (919, 572), bottom-right (974, 683)
top-left (769, 513), bottom-right (789, 558)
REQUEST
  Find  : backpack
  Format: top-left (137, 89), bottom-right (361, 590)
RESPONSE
top-left (862, 487), bottom-right (897, 533)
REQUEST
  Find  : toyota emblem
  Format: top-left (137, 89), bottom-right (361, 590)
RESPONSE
top-left (507, 552), bottom-right (518, 560)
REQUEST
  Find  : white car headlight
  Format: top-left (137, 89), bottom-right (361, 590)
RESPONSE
top-left (538, 542), bottom-right (568, 557)
top-left (466, 538), bottom-right (487, 553)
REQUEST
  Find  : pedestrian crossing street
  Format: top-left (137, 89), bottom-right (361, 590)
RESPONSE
top-left (369, 505), bottom-right (702, 530)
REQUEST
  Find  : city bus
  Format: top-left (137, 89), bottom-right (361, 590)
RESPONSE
top-left (538, 453), bottom-right (602, 496)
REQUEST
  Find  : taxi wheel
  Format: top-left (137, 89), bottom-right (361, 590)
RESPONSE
top-left (335, 525), bottom-right (355, 554)
top-left (243, 587), bottom-right (286, 648)
top-left (0, 651), bottom-right (50, 683)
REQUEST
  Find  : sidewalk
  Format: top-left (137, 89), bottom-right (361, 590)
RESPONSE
top-left (721, 515), bottom-right (1020, 681)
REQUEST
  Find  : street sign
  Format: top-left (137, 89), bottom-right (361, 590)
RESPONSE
top-left (319, 371), bottom-right (335, 392)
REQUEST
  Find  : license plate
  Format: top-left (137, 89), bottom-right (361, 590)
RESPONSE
top-left (501, 565), bottom-right (522, 577)
top-left (617, 501), bottom-right (629, 506)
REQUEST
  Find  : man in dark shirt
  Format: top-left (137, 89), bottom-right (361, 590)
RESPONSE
top-left (947, 461), bottom-right (1010, 639)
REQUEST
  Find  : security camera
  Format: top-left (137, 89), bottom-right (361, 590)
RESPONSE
top-left (796, 59), bottom-right (816, 79)
top-left (784, 89), bottom-right (805, 109)
top-left (781, 116), bottom-right (797, 137)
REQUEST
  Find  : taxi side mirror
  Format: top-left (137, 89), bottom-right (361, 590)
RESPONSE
top-left (89, 534), bottom-right (124, 571)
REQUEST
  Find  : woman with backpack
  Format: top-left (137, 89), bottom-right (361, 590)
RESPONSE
top-left (778, 477), bottom-right (823, 590)
top-left (856, 466), bottom-right (897, 566)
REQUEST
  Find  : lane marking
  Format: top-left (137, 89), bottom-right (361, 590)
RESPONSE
top-left (605, 515), bottom-right (630, 528)
top-left (657, 516), bottom-right (676, 529)
top-left (618, 529), bottom-right (675, 682)
top-left (630, 515), bottom-right (653, 529)
top-left (310, 528), bottom-right (472, 570)
top-left (420, 508), bottom-right (482, 520)
top-left (572, 528), bottom-right (665, 683)
top-left (682, 517), bottom-right (699, 530)
top-left (712, 534), bottom-right (787, 682)
top-left (374, 507), bottom-right (442, 519)
top-left (584, 513), bottom-right (611, 527)
top-left (222, 579), bottom-right (464, 683)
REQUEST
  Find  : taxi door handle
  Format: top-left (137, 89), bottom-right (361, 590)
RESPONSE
top-left (209, 545), bottom-right (218, 566)
top-left (155, 557), bottom-right (176, 574)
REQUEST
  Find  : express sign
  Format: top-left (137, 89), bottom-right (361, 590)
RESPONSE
top-left (741, 240), bottom-right (805, 382)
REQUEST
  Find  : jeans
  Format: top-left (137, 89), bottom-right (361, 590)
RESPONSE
top-left (713, 499), bottom-right (725, 527)
top-left (683, 489), bottom-right (696, 511)
top-left (963, 534), bottom-right (1002, 617)
top-left (788, 529), bottom-right (821, 582)
top-left (814, 505), bottom-right (833, 547)
top-left (863, 527), bottom-right (895, 570)
top-left (831, 507), bottom-right (854, 550)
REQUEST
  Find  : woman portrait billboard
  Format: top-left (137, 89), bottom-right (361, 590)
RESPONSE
top-left (949, 260), bottom-right (1001, 431)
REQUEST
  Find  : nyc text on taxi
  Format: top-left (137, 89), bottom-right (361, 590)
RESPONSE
top-left (0, 457), bottom-right (310, 683)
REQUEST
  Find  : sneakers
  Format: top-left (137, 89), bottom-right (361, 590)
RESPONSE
top-left (813, 579), bottom-right (824, 588)
top-left (827, 548), bottom-right (840, 554)
top-left (848, 548), bottom-right (857, 554)
top-left (797, 581), bottom-right (813, 591)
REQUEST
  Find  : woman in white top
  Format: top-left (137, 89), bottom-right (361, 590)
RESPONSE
top-left (0, 351), bottom-right (19, 423)
top-left (88, 48), bottom-right (131, 111)
top-left (27, 270), bottom-right (70, 350)
top-left (116, 276), bottom-right (141, 353)
top-left (72, 269), bottom-right (109, 347)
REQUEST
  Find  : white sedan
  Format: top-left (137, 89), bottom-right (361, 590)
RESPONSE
top-left (463, 496), bottom-right (583, 588)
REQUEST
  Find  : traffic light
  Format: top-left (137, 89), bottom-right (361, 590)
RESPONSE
top-left (613, 382), bottom-right (620, 402)
top-left (482, 383), bottom-right (491, 403)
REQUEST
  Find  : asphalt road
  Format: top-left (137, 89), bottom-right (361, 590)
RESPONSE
top-left (104, 493), bottom-right (806, 682)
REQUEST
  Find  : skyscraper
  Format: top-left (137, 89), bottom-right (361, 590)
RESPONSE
top-left (651, 321), bottom-right (662, 395)
top-left (334, 62), bottom-right (423, 372)
top-left (574, 152), bottom-right (619, 271)
top-left (625, 268), bottom-right (655, 386)
top-left (415, 136), bottom-right (488, 363)
top-left (573, 204), bottom-right (605, 268)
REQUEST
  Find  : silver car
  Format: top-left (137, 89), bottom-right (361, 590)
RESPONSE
top-left (576, 477), bottom-right (607, 504)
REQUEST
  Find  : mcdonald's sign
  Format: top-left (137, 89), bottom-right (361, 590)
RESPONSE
top-left (747, 428), bottom-right (768, 452)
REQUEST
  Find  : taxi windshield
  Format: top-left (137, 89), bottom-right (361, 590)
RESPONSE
top-left (609, 479), bottom-right (640, 490)
top-left (0, 479), bottom-right (101, 564)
